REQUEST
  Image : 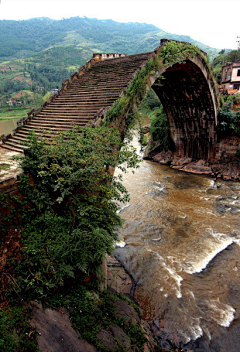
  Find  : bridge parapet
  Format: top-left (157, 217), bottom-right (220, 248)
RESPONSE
top-left (92, 53), bottom-right (127, 61)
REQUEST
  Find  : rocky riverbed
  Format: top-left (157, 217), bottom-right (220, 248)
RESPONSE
top-left (143, 138), bottom-right (240, 181)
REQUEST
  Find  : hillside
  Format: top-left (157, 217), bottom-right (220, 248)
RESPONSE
top-left (0, 16), bottom-right (221, 62)
top-left (0, 16), bottom-right (222, 115)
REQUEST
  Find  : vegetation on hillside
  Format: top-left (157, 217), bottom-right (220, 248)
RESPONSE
top-left (0, 17), bottom-right (219, 62)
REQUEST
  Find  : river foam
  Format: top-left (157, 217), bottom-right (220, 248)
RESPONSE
top-left (184, 237), bottom-right (234, 274)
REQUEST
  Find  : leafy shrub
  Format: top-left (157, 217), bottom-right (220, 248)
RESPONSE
top-left (217, 101), bottom-right (240, 138)
top-left (10, 126), bottom-right (139, 299)
top-left (160, 40), bottom-right (203, 65)
top-left (139, 88), bottom-right (161, 111)
top-left (224, 93), bottom-right (240, 104)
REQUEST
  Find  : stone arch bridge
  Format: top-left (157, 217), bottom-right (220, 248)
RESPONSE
top-left (1, 39), bottom-right (220, 162)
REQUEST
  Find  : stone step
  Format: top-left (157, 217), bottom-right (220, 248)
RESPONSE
top-left (62, 85), bottom-right (125, 93)
top-left (22, 125), bottom-right (79, 133)
top-left (27, 122), bottom-right (83, 129)
top-left (0, 51), bottom-right (153, 153)
top-left (41, 105), bottom-right (106, 112)
top-left (1, 140), bottom-right (27, 152)
top-left (36, 112), bottom-right (96, 117)
top-left (33, 117), bottom-right (92, 123)
top-left (49, 99), bottom-right (116, 105)
top-left (70, 79), bottom-right (128, 88)
top-left (16, 128), bottom-right (60, 138)
top-left (0, 179), bottom-right (19, 194)
top-left (59, 91), bottom-right (120, 98)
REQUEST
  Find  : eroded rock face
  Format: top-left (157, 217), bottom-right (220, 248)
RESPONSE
top-left (30, 302), bottom-right (97, 352)
top-left (29, 257), bottom-right (160, 352)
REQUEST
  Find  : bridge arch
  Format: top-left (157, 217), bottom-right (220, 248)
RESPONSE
top-left (103, 40), bottom-right (220, 162)
top-left (151, 56), bottom-right (219, 161)
top-left (1, 39), bottom-right (221, 163)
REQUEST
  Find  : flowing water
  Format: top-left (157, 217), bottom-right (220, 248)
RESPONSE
top-left (114, 135), bottom-right (240, 351)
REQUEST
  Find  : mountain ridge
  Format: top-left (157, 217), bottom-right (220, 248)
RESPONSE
top-left (0, 16), bottom-right (221, 61)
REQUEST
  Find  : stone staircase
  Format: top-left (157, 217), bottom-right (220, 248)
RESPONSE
top-left (0, 52), bottom-right (153, 153)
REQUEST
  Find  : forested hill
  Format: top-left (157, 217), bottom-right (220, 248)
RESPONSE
top-left (0, 17), bottom-right (221, 112)
top-left (0, 16), bottom-right (219, 62)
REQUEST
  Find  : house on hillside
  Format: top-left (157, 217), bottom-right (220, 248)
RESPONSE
top-left (221, 61), bottom-right (240, 94)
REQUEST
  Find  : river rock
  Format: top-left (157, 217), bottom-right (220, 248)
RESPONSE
top-left (152, 150), bottom-right (173, 165)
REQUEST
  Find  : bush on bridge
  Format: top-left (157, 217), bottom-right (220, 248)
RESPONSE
top-left (103, 54), bottom-right (163, 130)
top-left (159, 40), bottom-right (204, 65)
top-left (6, 126), bottom-right (139, 300)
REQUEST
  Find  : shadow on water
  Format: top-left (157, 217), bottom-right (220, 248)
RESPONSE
top-left (173, 174), bottom-right (205, 189)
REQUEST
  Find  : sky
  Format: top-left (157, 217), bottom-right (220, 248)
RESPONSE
top-left (0, 0), bottom-right (239, 50)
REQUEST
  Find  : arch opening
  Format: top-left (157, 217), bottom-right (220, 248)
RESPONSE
top-left (151, 59), bottom-right (217, 161)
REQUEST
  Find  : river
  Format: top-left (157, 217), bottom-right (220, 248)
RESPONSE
top-left (0, 118), bottom-right (19, 136)
top-left (114, 134), bottom-right (240, 352)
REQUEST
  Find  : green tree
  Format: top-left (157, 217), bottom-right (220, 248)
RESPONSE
top-left (149, 105), bottom-right (174, 151)
top-left (216, 101), bottom-right (240, 138)
top-left (11, 126), bottom-right (139, 299)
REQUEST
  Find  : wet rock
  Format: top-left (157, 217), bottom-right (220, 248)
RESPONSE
top-left (152, 150), bottom-right (173, 165)
top-left (215, 203), bottom-right (230, 214)
top-left (211, 161), bottom-right (240, 181)
top-left (171, 156), bottom-right (192, 167)
top-left (97, 324), bottom-right (132, 352)
top-left (114, 298), bottom-right (141, 325)
top-left (30, 302), bottom-right (97, 352)
top-left (180, 160), bottom-right (213, 175)
top-left (229, 206), bottom-right (240, 214)
top-left (146, 189), bottom-right (167, 197)
top-left (216, 195), bottom-right (238, 202)
top-left (143, 140), bottom-right (161, 160)
top-left (106, 255), bottom-right (133, 297)
top-left (144, 137), bottom-right (240, 180)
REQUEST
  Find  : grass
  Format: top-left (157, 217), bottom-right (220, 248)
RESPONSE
top-left (0, 306), bottom-right (39, 352)
top-left (0, 107), bottom-right (32, 120)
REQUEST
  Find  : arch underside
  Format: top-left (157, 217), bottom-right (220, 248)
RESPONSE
top-left (152, 60), bottom-right (217, 161)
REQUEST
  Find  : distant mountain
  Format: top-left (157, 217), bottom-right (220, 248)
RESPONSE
top-left (0, 17), bottom-right (223, 109)
top-left (0, 16), bottom-right (220, 62)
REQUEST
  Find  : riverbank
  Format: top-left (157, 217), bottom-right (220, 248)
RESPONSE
top-left (143, 140), bottom-right (240, 181)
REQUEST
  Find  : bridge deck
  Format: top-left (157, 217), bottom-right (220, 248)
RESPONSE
top-left (1, 52), bottom-right (153, 153)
